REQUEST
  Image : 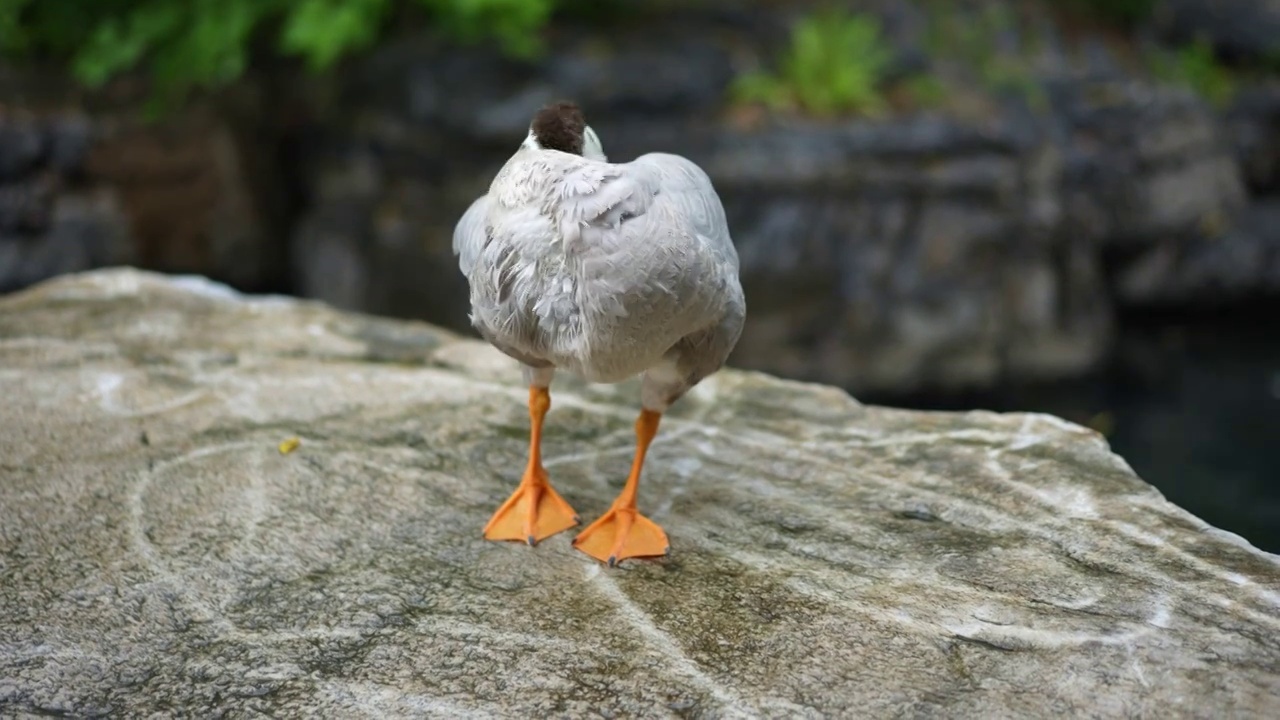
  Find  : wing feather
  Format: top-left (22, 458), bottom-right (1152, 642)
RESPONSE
top-left (564, 152), bottom-right (740, 345)
top-left (452, 194), bottom-right (490, 276)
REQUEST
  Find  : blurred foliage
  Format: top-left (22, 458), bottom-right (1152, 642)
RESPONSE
top-left (1149, 39), bottom-right (1238, 107)
top-left (923, 1), bottom-right (1048, 112)
top-left (901, 74), bottom-right (947, 107)
top-left (0, 0), bottom-right (1260, 120)
top-left (0, 0), bottom-right (558, 112)
top-left (730, 8), bottom-right (901, 117)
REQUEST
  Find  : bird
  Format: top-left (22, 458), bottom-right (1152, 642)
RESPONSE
top-left (452, 100), bottom-right (745, 566)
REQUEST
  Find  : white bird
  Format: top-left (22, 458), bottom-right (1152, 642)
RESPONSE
top-left (453, 100), bottom-right (745, 566)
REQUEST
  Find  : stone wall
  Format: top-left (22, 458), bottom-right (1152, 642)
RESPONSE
top-left (0, 105), bottom-right (129, 294)
top-left (2, 0), bottom-right (1278, 395)
top-left (0, 70), bottom-right (288, 296)
top-left (285, 1), bottom-right (1280, 394)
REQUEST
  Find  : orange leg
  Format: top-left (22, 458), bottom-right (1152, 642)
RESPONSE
top-left (483, 386), bottom-right (579, 545)
top-left (573, 409), bottom-right (670, 566)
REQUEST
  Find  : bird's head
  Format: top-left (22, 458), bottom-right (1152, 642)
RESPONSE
top-left (523, 100), bottom-right (606, 161)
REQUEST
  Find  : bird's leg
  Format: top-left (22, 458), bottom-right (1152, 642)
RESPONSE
top-left (483, 385), bottom-right (580, 545)
top-left (573, 408), bottom-right (670, 566)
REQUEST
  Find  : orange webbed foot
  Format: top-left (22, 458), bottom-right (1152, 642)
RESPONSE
top-left (483, 468), bottom-right (579, 546)
top-left (572, 506), bottom-right (669, 566)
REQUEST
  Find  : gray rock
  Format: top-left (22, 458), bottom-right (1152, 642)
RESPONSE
top-left (1056, 83), bottom-right (1247, 246)
top-left (1226, 82), bottom-right (1280, 193)
top-left (0, 176), bottom-right (54, 233)
top-left (0, 115), bottom-right (46, 182)
top-left (1156, 0), bottom-right (1280, 61)
top-left (0, 79), bottom-right (290, 297)
top-left (1, 268), bottom-right (1277, 718)
top-left (715, 118), bottom-right (1112, 394)
top-left (1115, 199), bottom-right (1280, 304)
top-left (46, 114), bottom-right (93, 174)
top-left (0, 192), bottom-right (132, 294)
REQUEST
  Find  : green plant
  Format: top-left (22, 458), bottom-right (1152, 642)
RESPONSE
top-left (730, 8), bottom-right (897, 117)
top-left (982, 57), bottom-right (1049, 111)
top-left (0, 0), bottom-right (558, 113)
top-left (903, 74), bottom-right (947, 107)
top-left (921, 0), bottom-right (1049, 112)
top-left (1149, 39), bottom-right (1237, 107)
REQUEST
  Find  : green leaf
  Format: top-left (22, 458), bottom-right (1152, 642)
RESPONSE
top-left (4, 0), bottom-right (564, 112)
top-left (0, 0), bottom-right (35, 54)
top-left (1149, 39), bottom-right (1237, 108)
top-left (415, 0), bottom-right (556, 58)
top-left (281, 0), bottom-right (392, 72)
top-left (730, 71), bottom-right (789, 110)
top-left (72, 2), bottom-right (183, 88)
top-left (743, 8), bottom-right (896, 118)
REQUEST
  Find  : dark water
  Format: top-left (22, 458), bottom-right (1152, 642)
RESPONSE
top-left (871, 309), bottom-right (1280, 554)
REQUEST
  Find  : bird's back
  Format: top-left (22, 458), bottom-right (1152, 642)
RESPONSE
top-left (455, 148), bottom-right (742, 383)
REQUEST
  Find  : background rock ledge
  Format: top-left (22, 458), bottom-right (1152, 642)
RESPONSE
top-left (1, 268), bottom-right (1277, 719)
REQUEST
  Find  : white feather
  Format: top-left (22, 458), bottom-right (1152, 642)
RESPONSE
top-left (452, 125), bottom-right (745, 408)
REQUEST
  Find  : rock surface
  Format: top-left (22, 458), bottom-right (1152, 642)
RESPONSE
top-left (2, 268), bottom-right (1278, 718)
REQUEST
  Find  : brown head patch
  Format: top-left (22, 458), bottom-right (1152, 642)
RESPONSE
top-left (531, 101), bottom-right (586, 155)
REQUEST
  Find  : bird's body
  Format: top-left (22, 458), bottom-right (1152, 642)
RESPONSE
top-left (455, 141), bottom-right (744, 393)
top-left (452, 101), bottom-right (744, 565)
